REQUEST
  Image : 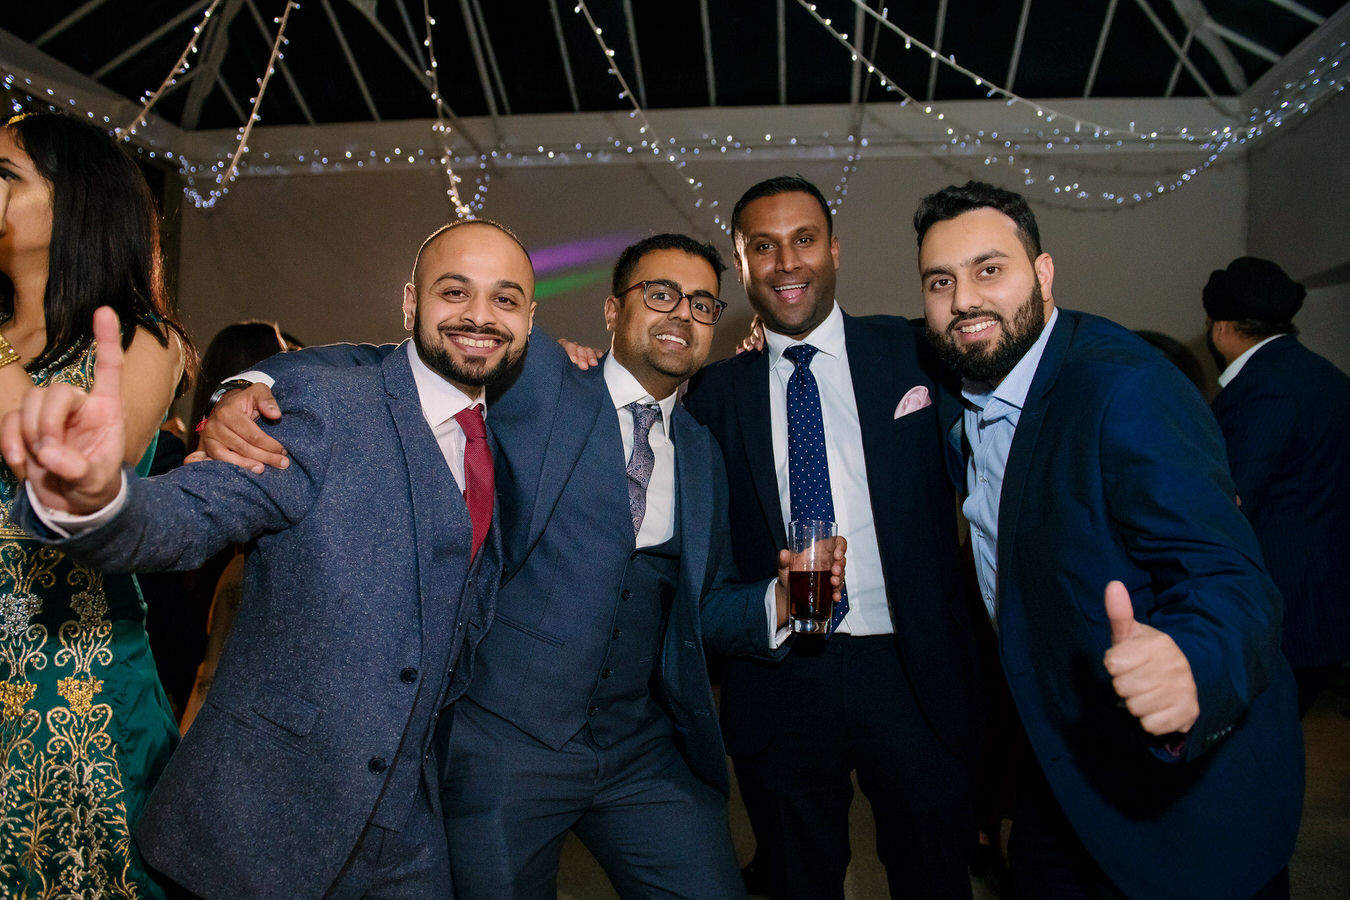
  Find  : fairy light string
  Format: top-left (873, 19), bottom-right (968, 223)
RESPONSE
top-left (117, 0), bottom-right (224, 140)
top-left (181, 0), bottom-right (300, 209)
top-left (423, 0), bottom-right (489, 217)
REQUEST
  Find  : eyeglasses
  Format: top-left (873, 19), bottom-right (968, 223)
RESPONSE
top-left (617, 280), bottom-right (727, 326)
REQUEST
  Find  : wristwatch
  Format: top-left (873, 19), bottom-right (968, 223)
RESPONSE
top-left (197, 378), bottom-right (258, 431)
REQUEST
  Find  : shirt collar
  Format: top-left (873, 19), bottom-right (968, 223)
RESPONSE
top-left (1218, 333), bottom-right (1287, 388)
top-left (406, 340), bottom-right (483, 427)
top-left (961, 307), bottom-right (1059, 417)
top-left (602, 353), bottom-right (678, 429)
top-left (764, 301), bottom-right (845, 368)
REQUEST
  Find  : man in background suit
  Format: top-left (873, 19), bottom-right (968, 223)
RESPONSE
top-left (683, 176), bottom-right (983, 899)
top-left (0, 221), bottom-right (529, 897)
top-left (918, 180), bottom-right (1302, 899)
top-left (1204, 256), bottom-right (1350, 716)
top-left (197, 233), bottom-right (844, 897)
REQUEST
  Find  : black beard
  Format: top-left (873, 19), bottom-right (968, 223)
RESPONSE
top-left (414, 310), bottom-right (524, 387)
top-left (926, 282), bottom-right (1047, 384)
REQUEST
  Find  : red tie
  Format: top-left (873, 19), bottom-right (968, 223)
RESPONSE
top-left (453, 404), bottom-right (493, 559)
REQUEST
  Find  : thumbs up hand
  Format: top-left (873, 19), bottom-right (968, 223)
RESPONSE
top-left (0, 306), bottom-right (128, 515)
top-left (1102, 580), bottom-right (1199, 736)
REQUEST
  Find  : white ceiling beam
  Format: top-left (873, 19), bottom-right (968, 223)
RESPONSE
top-left (1165, 0), bottom-right (1248, 93)
top-left (698, 0), bottom-right (716, 105)
top-left (547, 0), bottom-right (581, 111)
top-left (93, 0), bottom-right (213, 79)
top-left (36, 0), bottom-right (112, 47)
top-left (926, 0), bottom-right (949, 101)
top-left (1083, 0), bottom-right (1121, 97)
top-left (469, 0), bottom-right (511, 116)
top-left (1005, 0), bottom-right (1034, 93)
top-left (320, 0), bottom-right (380, 120)
top-left (777, 0), bottom-right (787, 104)
top-left (620, 0), bottom-right (647, 109)
top-left (1260, 0), bottom-right (1325, 27)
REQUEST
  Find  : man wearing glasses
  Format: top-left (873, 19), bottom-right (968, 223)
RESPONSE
top-left (195, 232), bottom-right (843, 897)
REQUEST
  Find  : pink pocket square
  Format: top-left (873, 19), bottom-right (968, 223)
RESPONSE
top-left (894, 385), bottom-right (932, 418)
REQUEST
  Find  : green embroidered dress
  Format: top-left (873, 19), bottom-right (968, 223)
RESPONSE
top-left (0, 342), bottom-right (177, 898)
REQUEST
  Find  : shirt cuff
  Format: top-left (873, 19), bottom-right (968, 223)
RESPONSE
top-left (765, 581), bottom-right (790, 649)
top-left (26, 471), bottom-right (129, 538)
top-left (236, 369), bottom-right (274, 387)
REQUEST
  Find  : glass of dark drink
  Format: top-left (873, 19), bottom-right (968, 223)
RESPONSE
top-left (788, 519), bottom-right (836, 634)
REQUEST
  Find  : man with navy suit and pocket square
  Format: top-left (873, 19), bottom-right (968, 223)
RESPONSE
top-left (682, 176), bottom-right (984, 900)
top-left (916, 180), bottom-right (1303, 899)
top-left (1204, 256), bottom-right (1350, 717)
top-left (194, 232), bottom-right (845, 898)
top-left (0, 220), bottom-right (533, 898)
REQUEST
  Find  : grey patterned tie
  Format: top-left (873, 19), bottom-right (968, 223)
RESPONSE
top-left (626, 401), bottom-right (661, 537)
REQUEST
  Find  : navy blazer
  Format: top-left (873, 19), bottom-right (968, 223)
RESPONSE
top-left (684, 312), bottom-right (982, 761)
top-left (1212, 336), bottom-right (1350, 668)
top-left (16, 347), bottom-right (499, 897)
top-left (940, 309), bottom-right (1303, 899)
top-left (260, 332), bottom-right (776, 795)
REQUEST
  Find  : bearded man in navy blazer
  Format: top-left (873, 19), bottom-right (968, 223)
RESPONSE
top-left (1204, 256), bottom-right (1350, 717)
top-left (0, 221), bottom-right (530, 897)
top-left (916, 180), bottom-right (1303, 899)
top-left (683, 176), bottom-right (983, 899)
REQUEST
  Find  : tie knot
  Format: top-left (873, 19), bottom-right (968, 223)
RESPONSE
top-left (626, 400), bottom-right (660, 435)
top-left (453, 404), bottom-right (487, 439)
top-left (783, 343), bottom-right (820, 369)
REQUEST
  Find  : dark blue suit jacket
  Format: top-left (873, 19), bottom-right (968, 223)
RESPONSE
top-left (940, 309), bottom-right (1303, 899)
top-left (262, 333), bottom-right (776, 796)
top-left (684, 312), bottom-right (982, 761)
top-left (17, 347), bottom-right (498, 896)
top-left (1212, 336), bottom-right (1350, 668)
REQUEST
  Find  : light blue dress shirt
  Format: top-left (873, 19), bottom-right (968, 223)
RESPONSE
top-left (962, 307), bottom-right (1059, 629)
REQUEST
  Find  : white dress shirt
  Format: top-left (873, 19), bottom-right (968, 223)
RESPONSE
top-left (764, 302), bottom-right (891, 636)
top-left (1217, 333), bottom-right (1287, 388)
top-left (603, 354), bottom-right (678, 548)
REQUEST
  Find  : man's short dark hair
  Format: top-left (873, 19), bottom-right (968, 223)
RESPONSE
top-left (412, 219), bottom-right (531, 285)
top-left (731, 175), bottom-right (833, 244)
top-left (611, 233), bottom-right (727, 296)
top-left (913, 181), bottom-right (1042, 262)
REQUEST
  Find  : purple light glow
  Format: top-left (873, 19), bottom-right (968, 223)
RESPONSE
top-left (531, 233), bottom-right (643, 274)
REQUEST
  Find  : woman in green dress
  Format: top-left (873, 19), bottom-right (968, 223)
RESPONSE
top-left (0, 113), bottom-right (194, 897)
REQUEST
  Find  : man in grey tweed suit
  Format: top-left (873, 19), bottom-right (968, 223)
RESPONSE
top-left (1, 221), bottom-right (536, 898)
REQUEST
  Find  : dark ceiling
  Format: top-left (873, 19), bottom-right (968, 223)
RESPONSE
top-left (3, 1), bottom-right (1345, 132)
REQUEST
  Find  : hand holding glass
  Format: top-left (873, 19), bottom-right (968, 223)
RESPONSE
top-left (788, 519), bottom-right (838, 634)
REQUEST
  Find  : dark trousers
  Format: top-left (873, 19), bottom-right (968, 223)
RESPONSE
top-left (1008, 756), bottom-right (1289, 900)
top-left (733, 635), bottom-right (976, 900)
top-left (325, 779), bottom-right (453, 900)
top-left (441, 698), bottom-right (743, 899)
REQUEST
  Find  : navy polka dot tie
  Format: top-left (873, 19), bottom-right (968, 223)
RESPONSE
top-left (784, 344), bottom-right (848, 630)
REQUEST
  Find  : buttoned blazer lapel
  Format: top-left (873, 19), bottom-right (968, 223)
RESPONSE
top-left (997, 310), bottom-right (1076, 593)
top-left (379, 344), bottom-right (475, 612)
top-left (729, 348), bottom-right (787, 551)
top-left (488, 332), bottom-right (611, 579)
top-left (671, 407), bottom-right (713, 612)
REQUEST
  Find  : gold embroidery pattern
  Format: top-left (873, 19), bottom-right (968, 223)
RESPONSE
top-left (0, 348), bottom-right (161, 898)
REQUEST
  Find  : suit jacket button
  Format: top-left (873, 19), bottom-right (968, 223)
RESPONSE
top-left (400, 667), bottom-right (418, 684)
top-left (368, 757), bottom-right (387, 774)
top-left (630, 551), bottom-right (639, 561)
top-left (612, 628), bottom-right (622, 640)
top-left (621, 589), bottom-right (632, 601)
top-left (601, 668), bottom-right (613, 679)
top-left (588, 706), bottom-right (599, 718)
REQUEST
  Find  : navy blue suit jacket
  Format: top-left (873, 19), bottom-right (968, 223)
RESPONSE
top-left (940, 309), bottom-right (1303, 899)
top-left (17, 347), bottom-right (498, 897)
top-left (1212, 336), bottom-right (1350, 668)
top-left (261, 333), bottom-right (776, 795)
top-left (684, 312), bottom-right (982, 761)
